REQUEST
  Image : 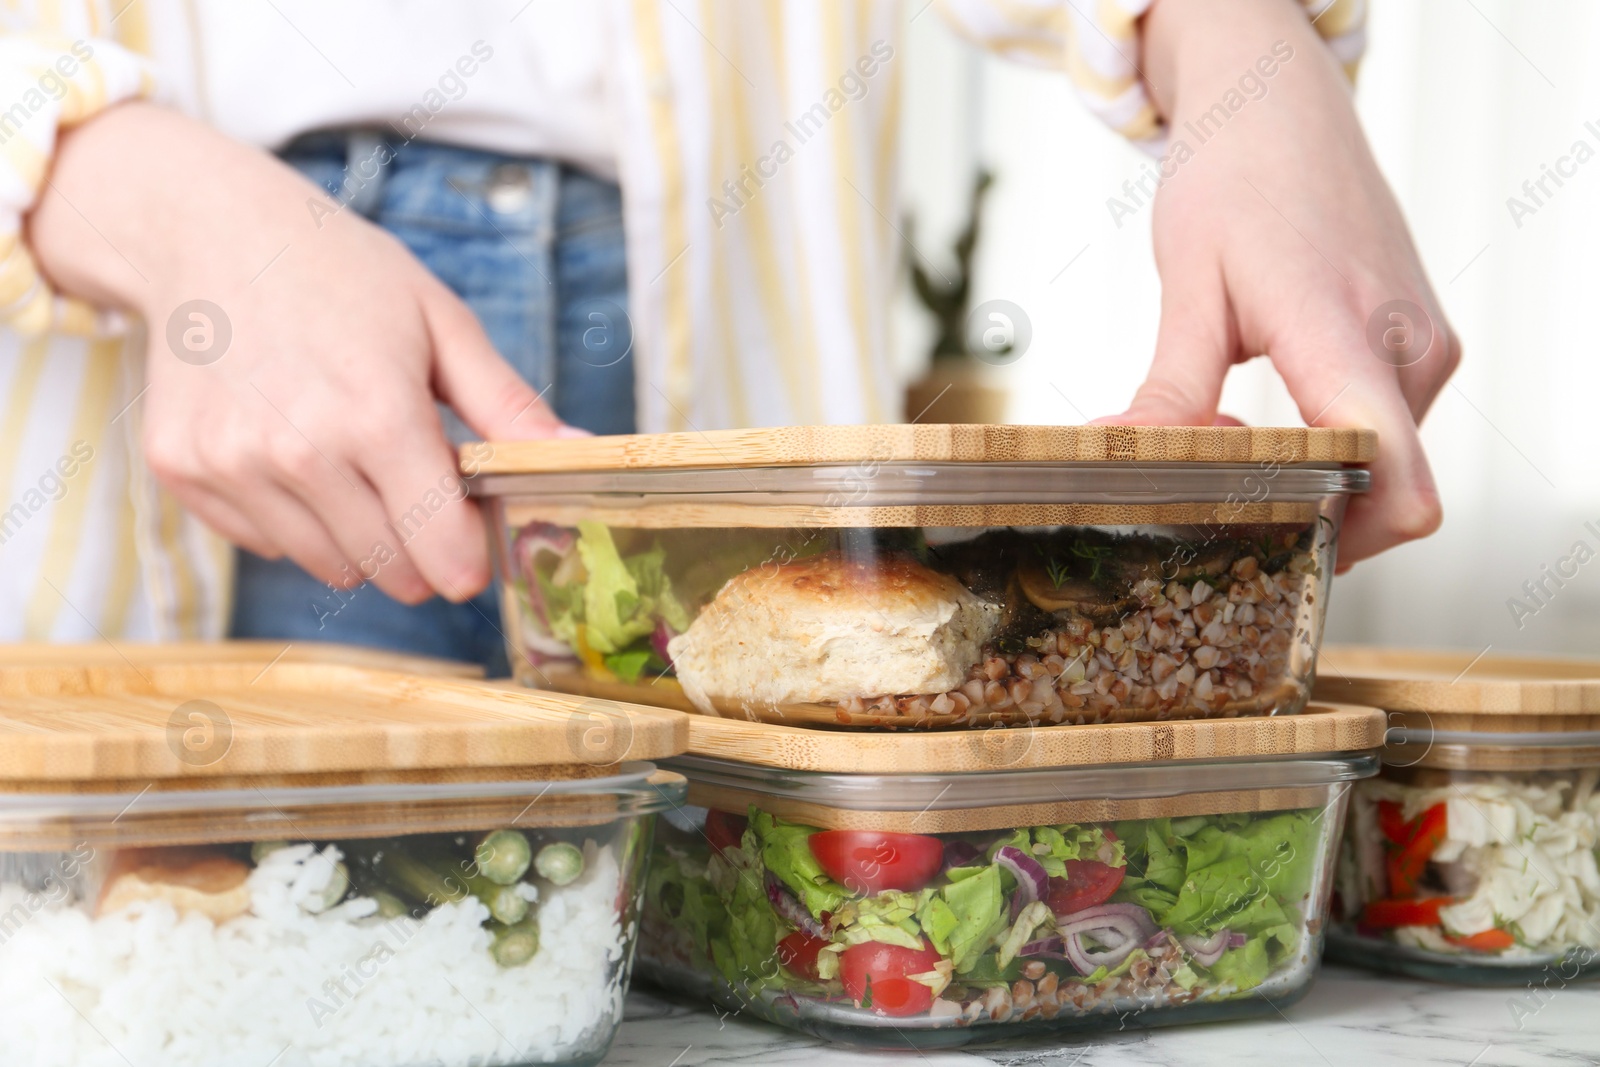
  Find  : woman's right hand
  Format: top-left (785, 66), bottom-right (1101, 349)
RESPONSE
top-left (27, 102), bottom-right (572, 604)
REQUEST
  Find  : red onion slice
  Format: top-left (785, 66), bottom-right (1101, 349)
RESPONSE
top-left (994, 845), bottom-right (1049, 918)
top-left (1054, 902), bottom-right (1158, 940)
top-left (1019, 935), bottom-right (1069, 959)
top-left (1178, 929), bottom-right (1231, 968)
top-left (514, 524), bottom-right (579, 660)
top-left (764, 871), bottom-right (828, 940)
top-left (650, 618), bottom-right (677, 667)
top-left (1054, 903), bottom-right (1160, 975)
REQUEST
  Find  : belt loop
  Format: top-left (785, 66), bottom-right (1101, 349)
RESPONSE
top-left (341, 130), bottom-right (392, 219)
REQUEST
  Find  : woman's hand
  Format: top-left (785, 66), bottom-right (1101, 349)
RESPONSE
top-left (27, 102), bottom-right (571, 603)
top-left (1116, 0), bottom-right (1459, 568)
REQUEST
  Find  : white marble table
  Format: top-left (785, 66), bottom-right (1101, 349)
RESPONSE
top-left (605, 965), bottom-right (1597, 1067)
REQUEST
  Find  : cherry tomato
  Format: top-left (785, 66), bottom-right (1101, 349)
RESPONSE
top-left (1446, 928), bottom-right (1516, 952)
top-left (704, 809), bottom-right (748, 855)
top-left (838, 939), bottom-right (944, 1017)
top-left (776, 931), bottom-right (829, 980)
top-left (1361, 897), bottom-right (1452, 928)
top-left (1045, 860), bottom-right (1126, 916)
top-left (808, 831), bottom-right (944, 895)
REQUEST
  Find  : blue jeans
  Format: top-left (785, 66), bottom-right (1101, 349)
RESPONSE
top-left (228, 134), bottom-right (635, 675)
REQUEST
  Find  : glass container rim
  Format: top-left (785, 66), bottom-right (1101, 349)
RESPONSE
top-left (469, 462), bottom-right (1371, 502)
top-left (1387, 727), bottom-right (1600, 750)
top-left (661, 751), bottom-right (1379, 812)
top-left (0, 761), bottom-right (684, 823)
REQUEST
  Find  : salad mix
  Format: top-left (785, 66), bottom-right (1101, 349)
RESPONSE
top-left (639, 805), bottom-right (1328, 1029)
top-left (1336, 773), bottom-right (1600, 964)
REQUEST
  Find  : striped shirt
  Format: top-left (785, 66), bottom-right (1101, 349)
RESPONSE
top-left (0, 0), bottom-right (1366, 642)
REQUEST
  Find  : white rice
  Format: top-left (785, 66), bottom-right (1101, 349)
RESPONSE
top-left (0, 840), bottom-right (627, 1067)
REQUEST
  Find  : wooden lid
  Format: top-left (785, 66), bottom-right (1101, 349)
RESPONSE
top-left (0, 639), bottom-right (483, 677)
top-left (1313, 646), bottom-right (1600, 718)
top-left (681, 702), bottom-right (1383, 773)
top-left (0, 643), bottom-right (687, 784)
top-left (465, 424), bottom-right (1376, 475)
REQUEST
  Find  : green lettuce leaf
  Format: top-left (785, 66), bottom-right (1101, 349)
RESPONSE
top-left (1115, 809), bottom-right (1319, 939)
top-left (603, 649), bottom-right (656, 683)
top-left (832, 889), bottom-right (933, 950)
top-left (750, 811), bottom-right (847, 917)
top-left (942, 864), bottom-right (1008, 973)
top-left (574, 521), bottom-right (642, 653)
top-left (916, 895), bottom-right (959, 957)
top-left (1033, 825), bottom-right (1126, 878)
top-left (1206, 936), bottom-right (1270, 990)
top-left (572, 521), bottom-right (689, 655)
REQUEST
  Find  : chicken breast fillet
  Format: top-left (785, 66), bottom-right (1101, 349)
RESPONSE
top-left (667, 551), bottom-right (1001, 714)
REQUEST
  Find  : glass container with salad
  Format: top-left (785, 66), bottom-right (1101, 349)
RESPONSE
top-left (0, 644), bottom-right (688, 1067)
top-left (634, 703), bottom-right (1382, 1047)
top-left (465, 424), bottom-right (1372, 729)
top-left (1317, 647), bottom-right (1600, 984)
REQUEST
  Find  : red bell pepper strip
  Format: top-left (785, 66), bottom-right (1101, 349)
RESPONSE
top-left (1376, 799), bottom-right (1411, 845)
top-left (1385, 803), bottom-right (1447, 896)
top-left (1446, 928), bottom-right (1516, 952)
top-left (1362, 897), bottom-right (1452, 928)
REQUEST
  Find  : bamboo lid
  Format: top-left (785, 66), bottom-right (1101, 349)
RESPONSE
top-left (0, 639), bottom-right (483, 677)
top-left (0, 643), bottom-right (686, 785)
top-left (465, 424), bottom-right (1376, 475)
top-left (1314, 646), bottom-right (1600, 771)
top-left (680, 702), bottom-right (1383, 773)
top-left (1313, 646), bottom-right (1600, 719)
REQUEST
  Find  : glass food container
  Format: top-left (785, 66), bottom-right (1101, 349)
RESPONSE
top-left (466, 424), bottom-right (1373, 728)
top-left (0, 643), bottom-right (688, 1067)
top-left (633, 702), bottom-right (1383, 1048)
top-left (1316, 647), bottom-right (1600, 986)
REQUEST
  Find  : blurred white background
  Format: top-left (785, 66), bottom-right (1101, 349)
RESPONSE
top-left (896, 0), bottom-right (1600, 658)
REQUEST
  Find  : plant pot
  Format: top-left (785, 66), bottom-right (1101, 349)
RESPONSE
top-left (905, 359), bottom-right (1009, 423)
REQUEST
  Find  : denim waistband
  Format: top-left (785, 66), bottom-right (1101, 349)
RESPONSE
top-left (278, 129), bottom-right (620, 233)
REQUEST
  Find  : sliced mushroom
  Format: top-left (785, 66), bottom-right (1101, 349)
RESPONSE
top-left (1100, 539), bottom-right (1163, 586)
top-left (1016, 557), bottom-right (1137, 626)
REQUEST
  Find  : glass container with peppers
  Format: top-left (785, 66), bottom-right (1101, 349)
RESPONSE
top-left (636, 703), bottom-right (1382, 1047)
top-left (1317, 647), bottom-right (1600, 983)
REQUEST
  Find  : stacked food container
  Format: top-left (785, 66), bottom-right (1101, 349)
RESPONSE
top-left (468, 423), bottom-right (1385, 1046)
top-left (1314, 647), bottom-right (1600, 984)
top-left (0, 643), bottom-right (687, 1067)
top-left (638, 707), bottom-right (1382, 1046)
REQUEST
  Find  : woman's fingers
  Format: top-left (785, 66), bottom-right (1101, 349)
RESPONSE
top-left (422, 283), bottom-right (582, 442)
top-left (160, 483), bottom-right (282, 561)
top-left (265, 459), bottom-right (436, 605)
top-left (359, 405), bottom-right (498, 602)
top-left (1373, 296), bottom-right (1463, 422)
top-left (215, 477), bottom-right (361, 591)
top-left (1269, 323), bottom-right (1445, 568)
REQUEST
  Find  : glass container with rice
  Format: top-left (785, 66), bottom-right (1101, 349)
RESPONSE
top-left (0, 643), bottom-right (687, 1067)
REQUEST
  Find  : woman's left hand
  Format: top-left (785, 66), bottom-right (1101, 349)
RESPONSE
top-left (1109, 0), bottom-right (1460, 569)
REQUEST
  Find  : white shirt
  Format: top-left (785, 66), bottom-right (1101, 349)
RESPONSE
top-left (169, 0), bottom-right (616, 177)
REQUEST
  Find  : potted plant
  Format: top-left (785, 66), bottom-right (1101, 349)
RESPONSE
top-left (903, 169), bottom-right (1010, 424)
